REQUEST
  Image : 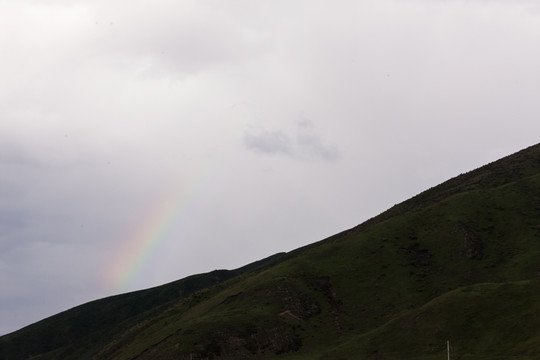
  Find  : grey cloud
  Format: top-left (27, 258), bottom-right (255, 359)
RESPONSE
top-left (295, 133), bottom-right (340, 162)
top-left (244, 121), bottom-right (340, 162)
top-left (0, 210), bottom-right (30, 255)
top-left (0, 140), bottom-right (61, 170)
top-left (244, 130), bottom-right (292, 156)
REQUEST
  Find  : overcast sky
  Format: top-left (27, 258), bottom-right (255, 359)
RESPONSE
top-left (1, 0), bottom-right (539, 335)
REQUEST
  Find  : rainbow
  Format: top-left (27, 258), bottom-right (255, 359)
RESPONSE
top-left (105, 194), bottom-right (183, 292)
top-left (103, 167), bottom-right (216, 293)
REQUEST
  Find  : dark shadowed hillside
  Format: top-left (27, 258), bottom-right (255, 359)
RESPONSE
top-left (1, 143), bottom-right (539, 360)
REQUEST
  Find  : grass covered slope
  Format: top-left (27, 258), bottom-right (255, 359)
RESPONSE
top-left (1, 143), bottom-right (539, 360)
top-left (324, 280), bottom-right (540, 360)
top-left (0, 253), bottom-right (287, 360)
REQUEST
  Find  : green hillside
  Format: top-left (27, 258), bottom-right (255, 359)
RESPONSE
top-left (1, 143), bottom-right (539, 360)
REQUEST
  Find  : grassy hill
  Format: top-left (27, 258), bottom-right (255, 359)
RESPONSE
top-left (1, 143), bottom-right (539, 360)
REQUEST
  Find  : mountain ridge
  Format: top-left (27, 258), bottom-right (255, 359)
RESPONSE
top-left (1, 142), bottom-right (539, 360)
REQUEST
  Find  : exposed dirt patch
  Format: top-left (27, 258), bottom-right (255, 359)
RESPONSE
top-left (453, 222), bottom-right (484, 260)
top-left (308, 276), bottom-right (343, 331)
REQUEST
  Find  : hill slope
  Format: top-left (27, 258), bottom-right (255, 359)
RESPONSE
top-left (1, 143), bottom-right (540, 360)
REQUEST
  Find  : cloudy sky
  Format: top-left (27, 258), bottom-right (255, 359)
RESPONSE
top-left (1, 0), bottom-right (539, 335)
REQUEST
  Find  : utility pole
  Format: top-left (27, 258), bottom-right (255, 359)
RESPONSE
top-left (447, 340), bottom-right (450, 360)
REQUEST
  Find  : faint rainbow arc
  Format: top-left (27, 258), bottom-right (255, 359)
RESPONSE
top-left (104, 165), bottom-right (216, 293)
